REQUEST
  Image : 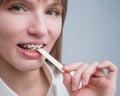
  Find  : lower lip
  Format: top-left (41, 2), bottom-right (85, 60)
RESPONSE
top-left (17, 46), bottom-right (42, 59)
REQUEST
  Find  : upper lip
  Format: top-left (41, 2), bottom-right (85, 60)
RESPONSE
top-left (17, 41), bottom-right (47, 48)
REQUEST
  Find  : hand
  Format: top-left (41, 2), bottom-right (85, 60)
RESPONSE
top-left (62, 61), bottom-right (117, 96)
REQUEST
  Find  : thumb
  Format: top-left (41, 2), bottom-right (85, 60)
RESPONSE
top-left (63, 72), bottom-right (72, 94)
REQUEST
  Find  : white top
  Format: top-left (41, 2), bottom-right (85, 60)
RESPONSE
top-left (0, 63), bottom-right (69, 96)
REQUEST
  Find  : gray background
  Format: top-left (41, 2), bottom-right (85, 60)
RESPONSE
top-left (62, 0), bottom-right (120, 96)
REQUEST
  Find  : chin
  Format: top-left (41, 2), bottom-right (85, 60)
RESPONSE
top-left (13, 60), bottom-right (44, 72)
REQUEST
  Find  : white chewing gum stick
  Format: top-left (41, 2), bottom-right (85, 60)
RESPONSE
top-left (37, 48), bottom-right (82, 88)
top-left (37, 48), bottom-right (64, 72)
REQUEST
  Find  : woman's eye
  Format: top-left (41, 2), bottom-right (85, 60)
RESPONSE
top-left (9, 5), bottom-right (27, 12)
top-left (46, 9), bottom-right (60, 16)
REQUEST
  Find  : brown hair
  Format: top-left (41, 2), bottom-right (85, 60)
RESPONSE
top-left (0, 0), bottom-right (68, 71)
top-left (50, 0), bottom-right (68, 62)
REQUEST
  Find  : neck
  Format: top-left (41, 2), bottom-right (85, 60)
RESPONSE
top-left (0, 59), bottom-right (50, 96)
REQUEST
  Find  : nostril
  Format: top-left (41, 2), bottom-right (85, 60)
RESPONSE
top-left (28, 16), bottom-right (48, 37)
top-left (28, 25), bottom-right (47, 37)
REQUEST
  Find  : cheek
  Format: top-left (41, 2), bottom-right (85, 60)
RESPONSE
top-left (0, 14), bottom-right (29, 40)
top-left (49, 20), bottom-right (62, 41)
top-left (47, 21), bottom-right (62, 52)
top-left (0, 18), bottom-right (24, 52)
top-left (0, 14), bottom-right (29, 56)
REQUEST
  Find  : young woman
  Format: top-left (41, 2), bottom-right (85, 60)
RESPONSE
top-left (0, 0), bottom-right (117, 96)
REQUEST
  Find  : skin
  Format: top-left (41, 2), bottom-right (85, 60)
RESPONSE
top-left (63, 61), bottom-right (117, 96)
top-left (0, 0), bottom-right (62, 95)
top-left (0, 0), bottom-right (117, 96)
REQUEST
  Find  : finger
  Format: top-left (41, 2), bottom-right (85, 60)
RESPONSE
top-left (81, 62), bottom-right (99, 86)
top-left (63, 72), bottom-right (72, 94)
top-left (93, 69), bottom-right (106, 78)
top-left (72, 63), bottom-right (88, 91)
top-left (97, 61), bottom-right (118, 81)
top-left (63, 62), bottom-right (83, 72)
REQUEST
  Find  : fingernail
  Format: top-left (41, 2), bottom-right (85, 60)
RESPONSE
top-left (72, 83), bottom-right (78, 91)
top-left (82, 79), bottom-right (86, 86)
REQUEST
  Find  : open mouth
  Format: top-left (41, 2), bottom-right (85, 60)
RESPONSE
top-left (17, 44), bottom-right (44, 51)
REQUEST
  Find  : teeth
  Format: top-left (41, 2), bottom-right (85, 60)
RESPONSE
top-left (23, 44), bottom-right (43, 50)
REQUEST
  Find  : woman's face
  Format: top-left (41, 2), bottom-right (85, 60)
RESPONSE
top-left (0, 0), bottom-right (62, 71)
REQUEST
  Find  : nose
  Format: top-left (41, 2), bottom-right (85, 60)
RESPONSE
top-left (28, 15), bottom-right (48, 38)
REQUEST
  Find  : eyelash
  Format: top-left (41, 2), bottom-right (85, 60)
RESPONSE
top-left (46, 9), bottom-right (61, 16)
top-left (8, 4), bottom-right (27, 12)
top-left (7, 3), bottom-right (62, 16)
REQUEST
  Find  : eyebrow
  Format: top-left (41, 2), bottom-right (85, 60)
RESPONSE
top-left (5, 0), bottom-right (62, 6)
top-left (1, 0), bottom-right (63, 10)
top-left (6, 0), bottom-right (31, 4)
top-left (45, 0), bottom-right (63, 10)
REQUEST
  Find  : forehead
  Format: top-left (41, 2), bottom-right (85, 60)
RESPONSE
top-left (0, 0), bottom-right (62, 4)
top-left (0, 0), bottom-right (64, 9)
